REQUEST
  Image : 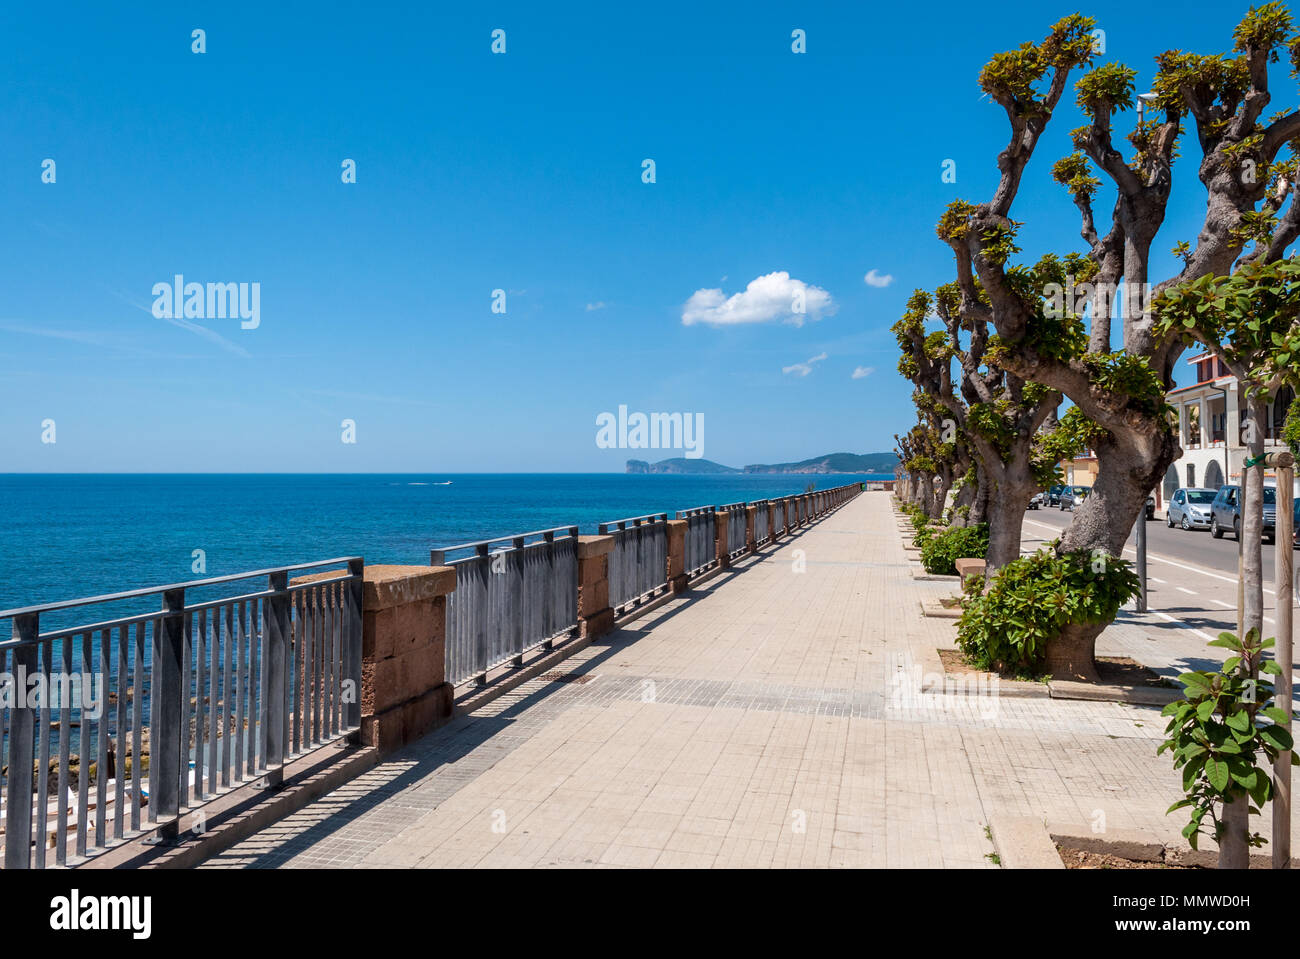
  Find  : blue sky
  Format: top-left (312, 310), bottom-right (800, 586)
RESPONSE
top-left (0, 0), bottom-right (1265, 471)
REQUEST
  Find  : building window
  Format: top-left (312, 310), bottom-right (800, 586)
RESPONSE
top-left (1187, 463), bottom-right (1196, 487)
top-left (1274, 386), bottom-right (1294, 440)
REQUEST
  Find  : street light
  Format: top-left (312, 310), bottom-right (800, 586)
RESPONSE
top-left (1136, 92), bottom-right (1159, 125)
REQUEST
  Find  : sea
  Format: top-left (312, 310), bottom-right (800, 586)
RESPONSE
top-left (0, 473), bottom-right (890, 614)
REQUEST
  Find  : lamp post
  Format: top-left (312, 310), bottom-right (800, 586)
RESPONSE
top-left (1136, 92), bottom-right (1159, 125)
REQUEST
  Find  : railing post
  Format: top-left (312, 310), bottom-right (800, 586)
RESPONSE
top-left (344, 558), bottom-right (364, 733)
top-left (714, 510), bottom-right (730, 570)
top-left (4, 613), bottom-right (38, 869)
top-left (263, 571), bottom-right (291, 787)
top-left (150, 587), bottom-right (185, 843)
top-left (576, 535), bottom-right (615, 638)
top-left (667, 518), bottom-right (689, 592)
top-left (746, 505), bottom-right (757, 553)
top-left (510, 537), bottom-right (526, 667)
top-left (350, 564), bottom-right (456, 754)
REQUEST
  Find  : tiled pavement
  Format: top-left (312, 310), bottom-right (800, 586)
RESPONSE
top-left (202, 492), bottom-right (1264, 869)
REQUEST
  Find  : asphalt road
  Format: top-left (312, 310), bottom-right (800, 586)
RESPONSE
top-left (1025, 501), bottom-right (1295, 578)
top-left (1021, 505), bottom-right (1299, 640)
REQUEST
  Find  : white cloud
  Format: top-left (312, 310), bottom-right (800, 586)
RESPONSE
top-left (863, 269), bottom-right (894, 289)
top-left (585, 301), bottom-right (607, 311)
top-left (851, 366), bottom-right (875, 379)
top-left (682, 271), bottom-right (835, 327)
top-left (783, 352), bottom-right (829, 377)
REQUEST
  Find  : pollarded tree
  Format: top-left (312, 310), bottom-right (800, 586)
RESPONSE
top-left (895, 286), bottom-right (1056, 569)
top-left (940, 6), bottom-right (1300, 679)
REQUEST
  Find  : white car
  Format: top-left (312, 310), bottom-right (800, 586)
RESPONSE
top-left (1167, 487), bottom-right (1217, 530)
top-left (1027, 492), bottom-right (1046, 510)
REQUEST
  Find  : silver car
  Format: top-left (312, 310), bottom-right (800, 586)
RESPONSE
top-left (1167, 487), bottom-right (1216, 530)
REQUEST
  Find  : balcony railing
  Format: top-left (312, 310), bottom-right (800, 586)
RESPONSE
top-left (598, 513), bottom-right (669, 616)
top-left (0, 558), bottom-right (363, 869)
top-left (432, 528), bottom-right (579, 687)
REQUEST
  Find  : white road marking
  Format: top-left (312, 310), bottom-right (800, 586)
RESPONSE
top-left (1176, 587), bottom-right (1197, 596)
top-left (1212, 599), bottom-right (1234, 608)
top-left (1151, 610), bottom-right (1218, 642)
top-left (1023, 517), bottom-right (1248, 585)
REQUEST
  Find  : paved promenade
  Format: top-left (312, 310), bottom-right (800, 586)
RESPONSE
top-left (203, 492), bottom-right (1238, 869)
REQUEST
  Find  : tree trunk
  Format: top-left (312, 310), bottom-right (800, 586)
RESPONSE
top-left (985, 489), bottom-right (1029, 571)
top-left (1219, 797), bottom-right (1251, 869)
top-left (935, 470), bottom-right (953, 523)
top-left (951, 481), bottom-right (977, 528)
top-left (970, 463), bottom-right (991, 526)
top-left (1219, 397), bottom-right (1267, 869)
top-left (1054, 428), bottom-right (1181, 673)
top-left (1043, 620), bottom-right (1106, 682)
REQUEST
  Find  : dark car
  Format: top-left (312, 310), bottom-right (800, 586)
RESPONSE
top-left (1046, 484), bottom-right (1068, 507)
top-left (1209, 484), bottom-right (1277, 544)
top-left (1060, 485), bottom-right (1091, 511)
top-left (1145, 494), bottom-right (1156, 521)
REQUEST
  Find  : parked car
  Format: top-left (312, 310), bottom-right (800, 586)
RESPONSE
top-left (1060, 485), bottom-right (1091, 511)
top-left (1209, 484), bottom-right (1277, 544)
top-left (1167, 487), bottom-right (1217, 530)
top-left (1027, 491), bottom-right (1046, 510)
top-left (1046, 484), bottom-right (1068, 507)
top-left (1145, 494), bottom-right (1156, 521)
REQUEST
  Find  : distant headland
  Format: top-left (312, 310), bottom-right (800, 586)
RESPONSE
top-left (625, 452), bottom-right (899, 475)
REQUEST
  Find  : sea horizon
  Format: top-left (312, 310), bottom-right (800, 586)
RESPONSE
top-left (0, 472), bottom-right (887, 614)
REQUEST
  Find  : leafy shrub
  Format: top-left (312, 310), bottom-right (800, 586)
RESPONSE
top-left (920, 523), bottom-right (989, 576)
top-left (907, 509), bottom-right (932, 546)
top-left (1160, 629), bottom-right (1297, 850)
top-left (956, 549), bottom-right (1140, 673)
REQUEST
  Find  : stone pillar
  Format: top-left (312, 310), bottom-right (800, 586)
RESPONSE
top-left (577, 535), bottom-right (615, 639)
top-left (355, 564), bottom-right (457, 754)
top-left (715, 510), bottom-right (730, 569)
top-left (667, 518), bottom-right (689, 593)
top-left (746, 505), bottom-right (757, 553)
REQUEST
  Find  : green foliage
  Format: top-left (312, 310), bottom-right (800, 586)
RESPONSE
top-left (979, 221), bottom-right (1022, 267)
top-left (1153, 256), bottom-right (1300, 390)
top-left (1159, 629), bottom-right (1297, 851)
top-left (936, 200), bottom-right (978, 243)
top-left (1233, 2), bottom-right (1293, 55)
top-left (956, 549), bottom-right (1140, 674)
top-left (1032, 407), bottom-right (1105, 488)
top-left (1151, 52), bottom-right (1249, 126)
top-left (1079, 352), bottom-right (1169, 413)
top-left (1284, 394), bottom-right (1300, 456)
top-left (1051, 152), bottom-right (1100, 200)
top-left (921, 523), bottom-right (990, 576)
top-left (1075, 62), bottom-right (1137, 118)
top-left (978, 15), bottom-right (1097, 114)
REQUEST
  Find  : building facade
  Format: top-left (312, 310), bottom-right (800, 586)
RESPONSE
top-left (1164, 351), bottom-right (1296, 497)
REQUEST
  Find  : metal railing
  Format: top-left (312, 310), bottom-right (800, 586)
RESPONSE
top-left (0, 557), bottom-right (363, 869)
top-left (752, 500), bottom-right (771, 545)
top-left (719, 502), bottom-right (749, 559)
top-left (675, 506), bottom-right (718, 577)
top-left (599, 513), bottom-right (669, 615)
top-left (432, 527), bottom-right (579, 687)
